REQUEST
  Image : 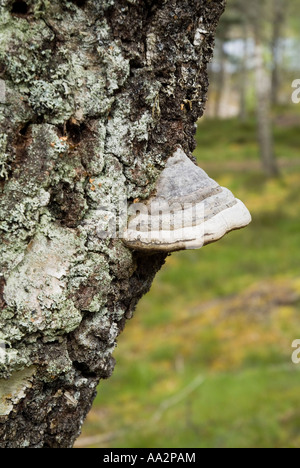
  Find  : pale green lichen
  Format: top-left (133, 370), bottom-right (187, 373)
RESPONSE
top-left (29, 80), bottom-right (72, 118)
top-left (87, 154), bottom-right (127, 208)
top-left (40, 352), bottom-right (73, 382)
top-left (0, 177), bottom-right (53, 276)
top-left (130, 112), bottom-right (153, 142)
top-left (98, 43), bottom-right (130, 93)
top-left (0, 15), bottom-right (73, 124)
top-left (0, 187), bottom-right (50, 231)
top-left (83, 78), bottom-right (114, 118)
top-left (0, 19), bottom-right (54, 86)
top-left (32, 0), bottom-right (51, 17)
top-left (51, 139), bottom-right (70, 156)
top-left (0, 228), bottom-right (83, 374)
top-left (102, 92), bottom-right (163, 200)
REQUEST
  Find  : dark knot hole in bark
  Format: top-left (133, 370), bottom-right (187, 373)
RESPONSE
top-left (11, 0), bottom-right (29, 15)
top-left (70, 0), bottom-right (87, 7)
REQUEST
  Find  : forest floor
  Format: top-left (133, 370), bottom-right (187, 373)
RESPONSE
top-left (76, 112), bottom-right (300, 449)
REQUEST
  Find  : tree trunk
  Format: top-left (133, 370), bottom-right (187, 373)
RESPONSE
top-left (271, 0), bottom-right (285, 106)
top-left (254, 39), bottom-right (279, 177)
top-left (0, 0), bottom-right (225, 448)
top-left (239, 25), bottom-right (249, 122)
top-left (214, 39), bottom-right (227, 118)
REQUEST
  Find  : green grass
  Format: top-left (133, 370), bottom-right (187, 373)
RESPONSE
top-left (107, 366), bottom-right (300, 449)
top-left (77, 111), bottom-right (300, 449)
top-left (194, 115), bottom-right (300, 163)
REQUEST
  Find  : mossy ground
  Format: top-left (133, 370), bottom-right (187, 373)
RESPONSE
top-left (77, 110), bottom-right (300, 449)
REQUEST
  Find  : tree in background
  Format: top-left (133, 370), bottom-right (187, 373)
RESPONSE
top-left (252, 0), bottom-right (279, 177)
top-left (212, 2), bottom-right (241, 118)
top-left (271, 0), bottom-right (288, 106)
top-left (213, 0), bottom-right (284, 177)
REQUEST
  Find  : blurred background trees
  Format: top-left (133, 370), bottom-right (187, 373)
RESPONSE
top-left (208, 0), bottom-right (298, 177)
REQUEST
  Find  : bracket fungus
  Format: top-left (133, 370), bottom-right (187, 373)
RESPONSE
top-left (123, 148), bottom-right (251, 252)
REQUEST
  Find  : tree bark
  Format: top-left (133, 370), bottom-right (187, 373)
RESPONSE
top-left (0, 0), bottom-right (225, 448)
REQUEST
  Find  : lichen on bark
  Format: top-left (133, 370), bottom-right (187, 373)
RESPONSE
top-left (0, 0), bottom-right (226, 448)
